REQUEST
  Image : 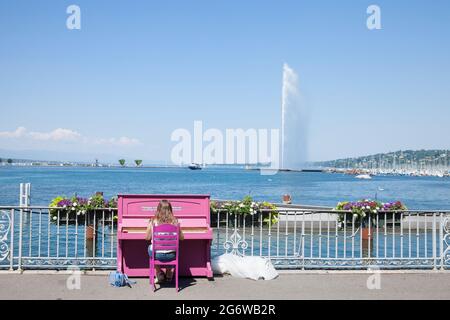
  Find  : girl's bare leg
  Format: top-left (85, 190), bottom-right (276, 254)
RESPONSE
top-left (155, 266), bottom-right (166, 280)
top-left (165, 268), bottom-right (173, 281)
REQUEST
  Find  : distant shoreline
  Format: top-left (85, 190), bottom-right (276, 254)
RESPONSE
top-left (0, 164), bottom-right (325, 172)
top-left (1, 163), bottom-right (449, 178)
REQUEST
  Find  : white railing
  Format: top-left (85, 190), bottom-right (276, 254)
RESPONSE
top-left (211, 209), bottom-right (450, 269)
top-left (0, 207), bottom-right (117, 270)
top-left (0, 206), bottom-right (449, 270)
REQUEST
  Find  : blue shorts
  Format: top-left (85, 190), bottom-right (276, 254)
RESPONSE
top-left (148, 245), bottom-right (176, 262)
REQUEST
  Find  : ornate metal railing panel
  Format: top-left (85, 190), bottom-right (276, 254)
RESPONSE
top-left (441, 214), bottom-right (450, 268)
top-left (0, 207), bottom-right (117, 270)
top-left (0, 210), bottom-right (12, 265)
top-left (0, 206), bottom-right (448, 270)
top-left (211, 209), bottom-right (450, 270)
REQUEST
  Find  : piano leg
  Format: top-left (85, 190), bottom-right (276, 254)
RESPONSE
top-left (117, 240), bottom-right (123, 273)
top-left (206, 239), bottom-right (213, 279)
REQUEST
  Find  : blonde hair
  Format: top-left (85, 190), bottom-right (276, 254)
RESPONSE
top-left (152, 200), bottom-right (177, 225)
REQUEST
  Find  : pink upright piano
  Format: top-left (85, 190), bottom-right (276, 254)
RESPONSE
top-left (117, 194), bottom-right (213, 278)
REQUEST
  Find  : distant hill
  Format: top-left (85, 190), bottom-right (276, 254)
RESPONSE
top-left (313, 149), bottom-right (449, 169)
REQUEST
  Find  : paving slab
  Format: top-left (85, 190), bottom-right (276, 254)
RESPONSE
top-left (0, 272), bottom-right (449, 300)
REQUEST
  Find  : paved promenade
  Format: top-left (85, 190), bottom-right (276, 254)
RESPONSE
top-left (1, 271), bottom-right (449, 299)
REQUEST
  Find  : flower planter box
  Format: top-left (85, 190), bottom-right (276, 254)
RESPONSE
top-left (49, 193), bottom-right (118, 226)
top-left (336, 200), bottom-right (407, 232)
top-left (49, 210), bottom-right (117, 226)
top-left (343, 212), bottom-right (404, 228)
top-left (210, 211), bottom-right (277, 228)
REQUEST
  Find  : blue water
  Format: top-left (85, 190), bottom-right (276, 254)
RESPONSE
top-left (0, 166), bottom-right (449, 209)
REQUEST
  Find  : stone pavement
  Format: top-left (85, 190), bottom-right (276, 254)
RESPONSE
top-left (0, 270), bottom-right (449, 300)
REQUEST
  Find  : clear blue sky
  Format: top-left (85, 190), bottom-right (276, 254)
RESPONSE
top-left (0, 0), bottom-right (449, 163)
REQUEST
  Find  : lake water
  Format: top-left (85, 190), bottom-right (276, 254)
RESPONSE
top-left (0, 166), bottom-right (449, 209)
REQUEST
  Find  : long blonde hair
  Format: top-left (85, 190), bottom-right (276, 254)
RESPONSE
top-left (152, 200), bottom-right (177, 225)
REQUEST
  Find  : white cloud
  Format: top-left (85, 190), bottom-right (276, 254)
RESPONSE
top-left (94, 136), bottom-right (142, 146)
top-left (0, 126), bottom-right (27, 138)
top-left (116, 136), bottom-right (142, 146)
top-left (29, 128), bottom-right (81, 141)
top-left (0, 126), bottom-right (142, 147)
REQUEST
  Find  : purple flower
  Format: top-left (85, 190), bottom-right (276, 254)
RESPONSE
top-left (381, 201), bottom-right (405, 211)
top-left (75, 197), bottom-right (88, 206)
top-left (57, 199), bottom-right (72, 207)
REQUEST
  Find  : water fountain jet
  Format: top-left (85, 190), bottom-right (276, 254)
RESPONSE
top-left (281, 63), bottom-right (308, 170)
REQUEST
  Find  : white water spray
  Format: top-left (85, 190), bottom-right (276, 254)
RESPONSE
top-left (281, 63), bottom-right (308, 169)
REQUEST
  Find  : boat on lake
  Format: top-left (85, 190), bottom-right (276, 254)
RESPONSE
top-left (188, 163), bottom-right (202, 170)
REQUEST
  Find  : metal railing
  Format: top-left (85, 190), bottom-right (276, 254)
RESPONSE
top-left (212, 209), bottom-right (450, 269)
top-left (0, 206), bottom-right (449, 270)
top-left (0, 207), bottom-right (117, 270)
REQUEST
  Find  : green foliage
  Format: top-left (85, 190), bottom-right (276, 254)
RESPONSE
top-left (108, 196), bottom-right (118, 209)
top-left (7, 159), bottom-right (13, 164)
top-left (134, 159), bottom-right (143, 166)
top-left (118, 159), bottom-right (126, 166)
top-left (210, 196), bottom-right (279, 226)
top-left (49, 196), bottom-right (65, 216)
top-left (88, 193), bottom-right (106, 208)
top-left (260, 201), bottom-right (279, 225)
top-left (49, 196), bottom-right (65, 207)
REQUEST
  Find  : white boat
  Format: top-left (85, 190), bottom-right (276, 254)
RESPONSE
top-left (355, 174), bottom-right (372, 180)
top-left (188, 163), bottom-right (202, 170)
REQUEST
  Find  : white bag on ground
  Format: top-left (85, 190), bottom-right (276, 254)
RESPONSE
top-left (211, 253), bottom-right (278, 280)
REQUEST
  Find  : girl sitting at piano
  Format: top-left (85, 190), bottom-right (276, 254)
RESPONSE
top-left (145, 200), bottom-right (184, 283)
